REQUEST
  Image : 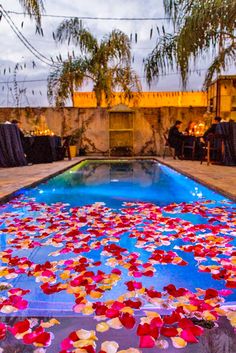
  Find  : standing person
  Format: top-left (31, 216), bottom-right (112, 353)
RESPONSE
top-left (168, 120), bottom-right (184, 159)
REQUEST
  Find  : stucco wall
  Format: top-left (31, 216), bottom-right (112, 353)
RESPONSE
top-left (0, 106), bottom-right (207, 156)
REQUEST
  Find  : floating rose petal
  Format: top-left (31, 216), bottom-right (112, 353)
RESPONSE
top-left (119, 313), bottom-right (135, 329)
top-left (171, 336), bottom-right (188, 348)
top-left (101, 341), bottom-right (119, 353)
top-left (0, 322), bottom-right (6, 340)
top-left (139, 335), bottom-right (155, 348)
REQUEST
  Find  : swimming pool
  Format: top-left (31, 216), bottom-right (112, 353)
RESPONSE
top-left (0, 160), bottom-right (235, 351)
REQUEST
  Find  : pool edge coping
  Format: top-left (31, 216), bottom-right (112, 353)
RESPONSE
top-left (1, 156), bottom-right (235, 204)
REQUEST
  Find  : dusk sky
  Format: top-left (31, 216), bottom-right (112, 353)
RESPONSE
top-left (0, 0), bottom-right (233, 107)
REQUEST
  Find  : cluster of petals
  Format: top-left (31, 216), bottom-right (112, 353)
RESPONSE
top-left (0, 196), bottom-right (235, 351)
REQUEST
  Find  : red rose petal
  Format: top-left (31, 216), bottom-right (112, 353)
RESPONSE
top-left (0, 322), bottom-right (6, 340)
top-left (119, 313), bottom-right (136, 329)
top-left (139, 335), bottom-right (155, 348)
top-left (180, 329), bottom-right (199, 343)
top-left (161, 327), bottom-right (178, 337)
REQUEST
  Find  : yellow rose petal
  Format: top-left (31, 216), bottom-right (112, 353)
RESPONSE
top-left (90, 291), bottom-right (103, 299)
top-left (41, 319), bottom-right (60, 328)
top-left (82, 305), bottom-right (94, 316)
top-left (73, 339), bottom-right (97, 349)
top-left (171, 337), bottom-right (187, 348)
top-left (96, 322), bottom-right (110, 333)
top-left (107, 318), bottom-right (123, 329)
top-left (101, 341), bottom-right (119, 353)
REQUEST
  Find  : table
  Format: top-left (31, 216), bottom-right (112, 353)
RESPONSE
top-left (0, 124), bottom-right (27, 167)
top-left (25, 136), bottom-right (62, 164)
top-left (182, 136), bottom-right (202, 160)
top-left (216, 122), bottom-right (236, 166)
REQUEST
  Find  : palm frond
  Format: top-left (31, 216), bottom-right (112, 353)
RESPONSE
top-left (145, 34), bottom-right (177, 86)
top-left (113, 67), bottom-right (142, 100)
top-left (50, 23), bottom-right (141, 107)
top-left (102, 30), bottom-right (131, 64)
top-left (163, 0), bottom-right (195, 27)
top-left (55, 18), bottom-right (98, 54)
top-left (203, 43), bottom-right (236, 89)
top-left (47, 58), bottom-right (88, 106)
top-left (19, 0), bottom-right (44, 27)
top-left (175, 0), bottom-right (236, 86)
top-left (147, 0), bottom-right (236, 88)
top-left (179, 0), bottom-right (236, 50)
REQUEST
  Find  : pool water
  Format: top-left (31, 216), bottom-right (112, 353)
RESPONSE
top-left (0, 160), bottom-right (235, 316)
top-left (31, 160), bottom-right (228, 207)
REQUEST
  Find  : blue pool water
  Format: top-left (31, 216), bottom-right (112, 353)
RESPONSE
top-left (0, 160), bottom-right (235, 315)
top-left (22, 160), bottom-right (229, 207)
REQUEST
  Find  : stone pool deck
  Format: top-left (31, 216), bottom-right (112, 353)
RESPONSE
top-left (0, 157), bottom-right (84, 200)
top-left (0, 156), bottom-right (235, 202)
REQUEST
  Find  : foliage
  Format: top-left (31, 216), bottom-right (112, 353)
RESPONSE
top-left (48, 57), bottom-right (87, 107)
top-left (145, 0), bottom-right (236, 89)
top-left (18, 0), bottom-right (45, 27)
top-left (70, 127), bottom-right (85, 145)
top-left (48, 20), bottom-right (141, 107)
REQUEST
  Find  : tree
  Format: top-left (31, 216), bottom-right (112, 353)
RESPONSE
top-left (145, 0), bottom-right (236, 89)
top-left (47, 57), bottom-right (86, 107)
top-left (47, 19), bottom-right (141, 107)
top-left (18, 0), bottom-right (45, 27)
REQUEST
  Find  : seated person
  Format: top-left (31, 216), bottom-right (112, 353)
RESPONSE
top-left (203, 116), bottom-right (221, 141)
top-left (185, 121), bottom-right (195, 136)
top-left (168, 120), bottom-right (184, 158)
top-left (199, 116), bottom-right (222, 161)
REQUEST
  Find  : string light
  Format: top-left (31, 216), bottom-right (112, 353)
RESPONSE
top-left (0, 67), bottom-right (209, 85)
top-left (7, 11), bottom-right (170, 21)
top-left (0, 5), bottom-right (56, 67)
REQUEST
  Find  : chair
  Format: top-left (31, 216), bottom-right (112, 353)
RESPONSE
top-left (162, 132), bottom-right (176, 159)
top-left (57, 135), bottom-right (72, 161)
top-left (200, 134), bottom-right (225, 166)
top-left (182, 137), bottom-right (196, 160)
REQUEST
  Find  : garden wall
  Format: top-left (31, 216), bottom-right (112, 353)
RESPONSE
top-left (0, 106), bottom-right (207, 156)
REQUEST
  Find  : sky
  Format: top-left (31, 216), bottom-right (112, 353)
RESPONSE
top-left (0, 0), bottom-right (233, 107)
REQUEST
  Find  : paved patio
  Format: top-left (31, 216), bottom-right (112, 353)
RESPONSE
top-left (0, 156), bottom-right (235, 202)
top-left (0, 157), bottom-right (84, 200)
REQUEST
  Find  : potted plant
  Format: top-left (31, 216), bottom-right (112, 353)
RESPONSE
top-left (69, 127), bottom-right (84, 157)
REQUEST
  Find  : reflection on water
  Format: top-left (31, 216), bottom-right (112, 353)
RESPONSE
top-left (31, 160), bottom-right (226, 207)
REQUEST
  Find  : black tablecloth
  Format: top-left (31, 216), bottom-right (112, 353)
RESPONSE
top-left (216, 122), bottom-right (236, 166)
top-left (26, 136), bottom-right (62, 164)
top-left (0, 124), bottom-right (27, 167)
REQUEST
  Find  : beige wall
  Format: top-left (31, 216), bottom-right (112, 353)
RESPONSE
top-left (207, 76), bottom-right (236, 120)
top-left (0, 106), bottom-right (206, 156)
